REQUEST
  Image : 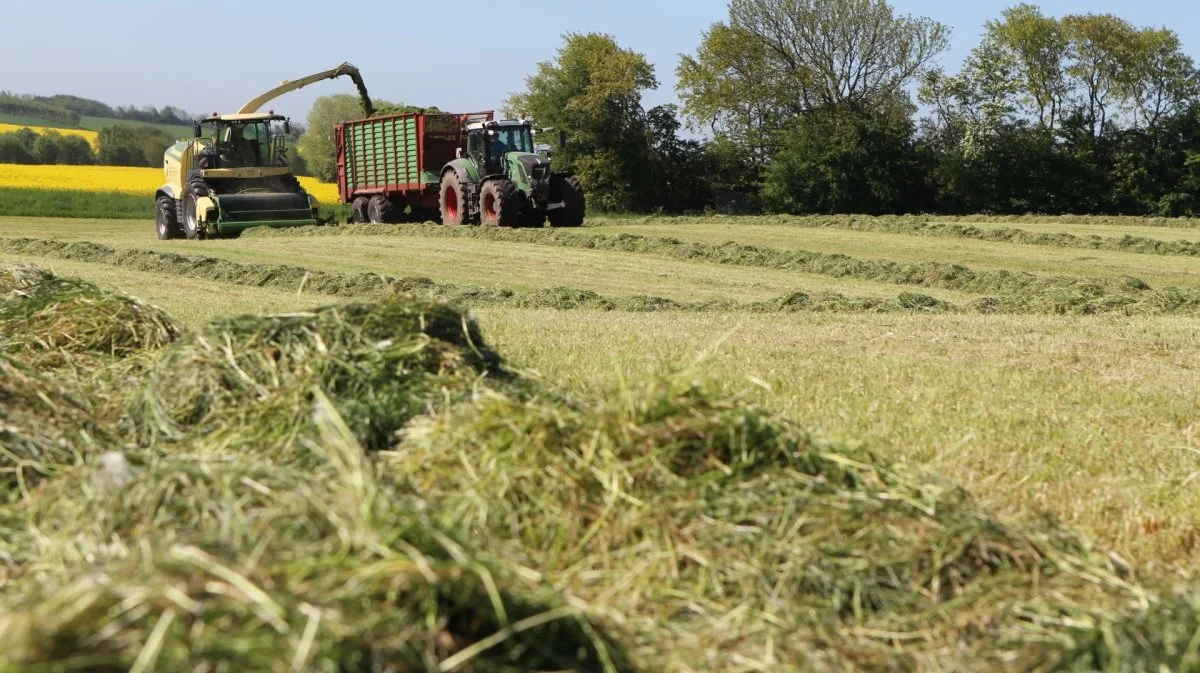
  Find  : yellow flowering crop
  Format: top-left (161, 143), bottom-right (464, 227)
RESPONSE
top-left (0, 124), bottom-right (99, 148)
top-left (0, 164), bottom-right (341, 204)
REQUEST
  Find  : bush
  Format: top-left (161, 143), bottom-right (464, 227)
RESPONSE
top-left (97, 124), bottom-right (175, 167)
top-left (0, 134), bottom-right (35, 164)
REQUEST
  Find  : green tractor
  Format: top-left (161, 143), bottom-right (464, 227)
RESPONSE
top-left (437, 118), bottom-right (585, 227)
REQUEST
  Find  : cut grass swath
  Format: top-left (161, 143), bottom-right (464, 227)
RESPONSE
top-left (4, 263), bottom-right (1200, 670)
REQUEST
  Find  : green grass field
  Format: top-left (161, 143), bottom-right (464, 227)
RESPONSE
top-left (2, 213), bottom-right (1198, 570)
top-left (3, 212), bottom-right (1200, 669)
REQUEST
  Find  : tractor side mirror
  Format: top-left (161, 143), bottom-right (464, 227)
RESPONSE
top-left (283, 120), bottom-right (291, 135)
top-left (558, 130), bottom-right (567, 149)
top-left (193, 122), bottom-right (202, 139)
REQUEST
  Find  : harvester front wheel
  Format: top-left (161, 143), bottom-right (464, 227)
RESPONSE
top-left (183, 179), bottom-right (209, 240)
top-left (480, 180), bottom-right (520, 227)
top-left (350, 197), bottom-right (370, 224)
top-left (367, 195), bottom-right (392, 224)
top-left (439, 172), bottom-right (465, 226)
top-left (155, 195), bottom-right (182, 240)
top-left (548, 175), bottom-right (585, 227)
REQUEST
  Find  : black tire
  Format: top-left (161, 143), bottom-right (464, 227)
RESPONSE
top-left (412, 206), bottom-right (442, 224)
top-left (367, 195), bottom-right (392, 224)
top-left (182, 180), bottom-right (209, 240)
top-left (155, 195), bottom-right (182, 240)
top-left (548, 175), bottom-right (585, 227)
top-left (520, 209), bottom-right (546, 228)
top-left (479, 179), bottom-right (521, 227)
top-left (439, 172), bottom-right (465, 226)
top-left (350, 196), bottom-right (370, 224)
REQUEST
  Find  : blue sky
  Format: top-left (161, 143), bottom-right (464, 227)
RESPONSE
top-left (1, 0), bottom-right (1195, 123)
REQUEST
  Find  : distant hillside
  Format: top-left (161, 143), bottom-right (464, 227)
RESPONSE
top-left (0, 92), bottom-right (194, 139)
top-left (78, 116), bottom-right (191, 139)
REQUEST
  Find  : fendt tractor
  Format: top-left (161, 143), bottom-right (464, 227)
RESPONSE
top-left (155, 63), bottom-right (373, 240)
top-left (336, 111), bottom-right (585, 227)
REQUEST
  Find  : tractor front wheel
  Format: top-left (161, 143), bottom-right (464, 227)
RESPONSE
top-left (350, 196), bottom-right (370, 224)
top-left (479, 179), bottom-right (520, 227)
top-left (367, 195), bottom-right (392, 224)
top-left (439, 172), bottom-right (465, 226)
top-left (548, 175), bottom-right (585, 227)
top-left (155, 195), bottom-right (182, 240)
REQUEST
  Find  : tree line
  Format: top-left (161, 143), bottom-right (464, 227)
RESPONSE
top-left (506, 0), bottom-right (1200, 216)
top-left (0, 125), bottom-right (177, 167)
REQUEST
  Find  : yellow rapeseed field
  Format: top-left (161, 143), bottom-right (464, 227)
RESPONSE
top-left (0, 123), bottom-right (99, 147)
top-left (0, 164), bottom-right (340, 203)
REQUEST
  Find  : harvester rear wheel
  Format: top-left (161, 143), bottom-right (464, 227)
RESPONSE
top-left (350, 197), bottom-right (370, 224)
top-left (548, 175), bottom-right (585, 227)
top-left (439, 172), bottom-right (465, 226)
top-left (155, 195), bottom-right (182, 240)
top-left (367, 195), bottom-right (392, 224)
top-left (479, 179), bottom-right (520, 227)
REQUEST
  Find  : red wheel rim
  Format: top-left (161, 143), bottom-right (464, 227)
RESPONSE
top-left (445, 187), bottom-right (458, 220)
top-left (483, 193), bottom-right (497, 221)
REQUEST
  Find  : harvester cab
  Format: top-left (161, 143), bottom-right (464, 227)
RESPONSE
top-left (195, 115), bottom-right (291, 170)
top-left (155, 62), bottom-right (372, 241)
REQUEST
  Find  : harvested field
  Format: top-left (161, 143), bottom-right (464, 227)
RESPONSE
top-left (1, 212), bottom-right (1199, 670)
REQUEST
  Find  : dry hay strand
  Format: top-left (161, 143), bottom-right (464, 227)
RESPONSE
top-left (0, 264), bottom-right (178, 365)
top-left (132, 295), bottom-right (508, 453)
top-left (0, 355), bottom-right (102, 500)
top-left (0, 397), bottom-right (630, 673)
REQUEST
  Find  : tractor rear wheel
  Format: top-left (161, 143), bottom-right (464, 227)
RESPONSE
top-left (350, 196), bottom-right (370, 224)
top-left (155, 195), bottom-right (182, 240)
top-left (367, 195), bottom-right (392, 224)
top-left (548, 175), bottom-right (585, 227)
top-left (439, 172), bottom-right (465, 226)
top-left (479, 179), bottom-right (520, 227)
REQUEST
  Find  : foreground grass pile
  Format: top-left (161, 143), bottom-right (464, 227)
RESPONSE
top-left (2, 263), bottom-right (1200, 671)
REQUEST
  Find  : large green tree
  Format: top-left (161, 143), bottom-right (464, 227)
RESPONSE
top-left (297, 94), bottom-right (395, 182)
top-left (507, 33), bottom-right (658, 211)
top-left (678, 0), bottom-right (949, 150)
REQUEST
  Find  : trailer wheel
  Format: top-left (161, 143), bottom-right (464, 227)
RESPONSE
top-left (350, 197), bottom-right (370, 224)
top-left (439, 172), bottom-right (465, 226)
top-left (155, 195), bottom-right (182, 240)
top-left (548, 175), bottom-right (585, 227)
top-left (479, 179), bottom-right (520, 227)
top-left (367, 195), bottom-right (392, 224)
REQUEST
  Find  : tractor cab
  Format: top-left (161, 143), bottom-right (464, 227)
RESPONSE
top-left (465, 119), bottom-right (536, 175)
top-left (192, 113), bottom-right (291, 171)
